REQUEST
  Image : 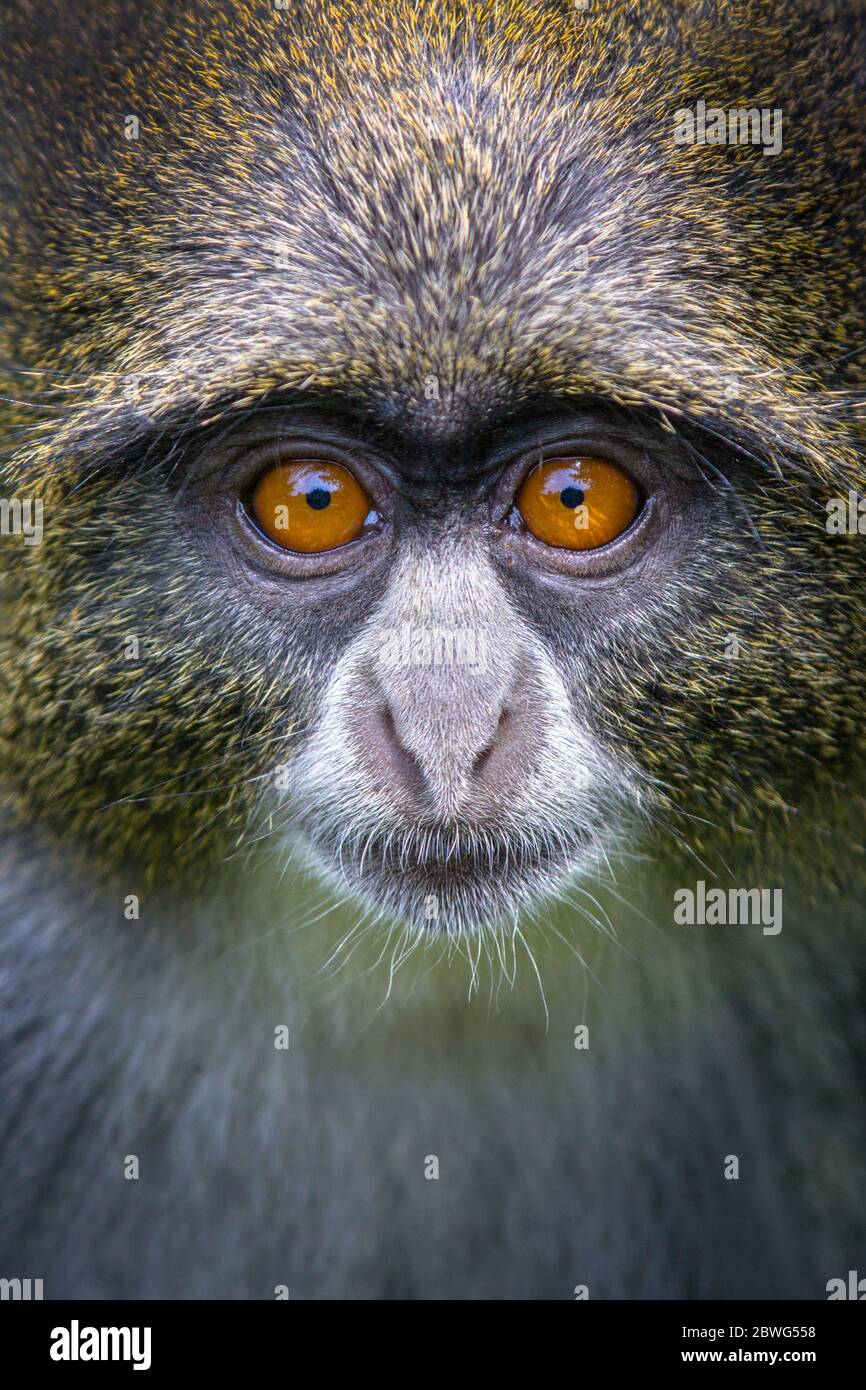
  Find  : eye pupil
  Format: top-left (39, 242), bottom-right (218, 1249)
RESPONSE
top-left (559, 486), bottom-right (585, 509)
top-left (306, 487), bottom-right (331, 510)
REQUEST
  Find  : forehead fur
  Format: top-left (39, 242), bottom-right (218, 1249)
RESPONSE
top-left (1, 0), bottom-right (865, 481)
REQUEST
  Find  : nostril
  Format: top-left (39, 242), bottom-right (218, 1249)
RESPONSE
top-left (471, 708), bottom-right (510, 779)
top-left (374, 703), bottom-right (429, 802)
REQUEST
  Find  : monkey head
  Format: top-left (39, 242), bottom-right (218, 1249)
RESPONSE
top-left (1, 0), bottom-right (865, 937)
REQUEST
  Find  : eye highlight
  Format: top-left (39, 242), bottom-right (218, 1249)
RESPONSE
top-left (515, 456), bottom-right (641, 550)
top-left (248, 459), bottom-right (373, 553)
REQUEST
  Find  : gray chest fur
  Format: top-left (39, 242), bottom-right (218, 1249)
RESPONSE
top-left (1, 862), bottom-right (863, 1300)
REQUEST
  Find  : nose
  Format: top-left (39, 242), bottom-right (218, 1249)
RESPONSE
top-left (359, 659), bottom-right (537, 821)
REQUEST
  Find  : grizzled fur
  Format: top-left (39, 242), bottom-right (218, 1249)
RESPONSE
top-left (1, 0), bottom-right (866, 1298)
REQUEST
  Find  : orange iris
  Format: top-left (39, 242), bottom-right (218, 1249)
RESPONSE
top-left (250, 460), bottom-right (371, 553)
top-left (516, 456), bottom-right (640, 550)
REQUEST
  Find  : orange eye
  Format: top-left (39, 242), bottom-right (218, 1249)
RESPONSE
top-left (249, 460), bottom-right (373, 553)
top-left (515, 455), bottom-right (640, 550)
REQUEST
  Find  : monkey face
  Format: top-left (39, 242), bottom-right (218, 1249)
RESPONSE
top-left (165, 401), bottom-right (788, 934)
top-left (220, 412), bottom-right (652, 933)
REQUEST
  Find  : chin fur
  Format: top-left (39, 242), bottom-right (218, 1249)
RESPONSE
top-left (292, 816), bottom-right (606, 935)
